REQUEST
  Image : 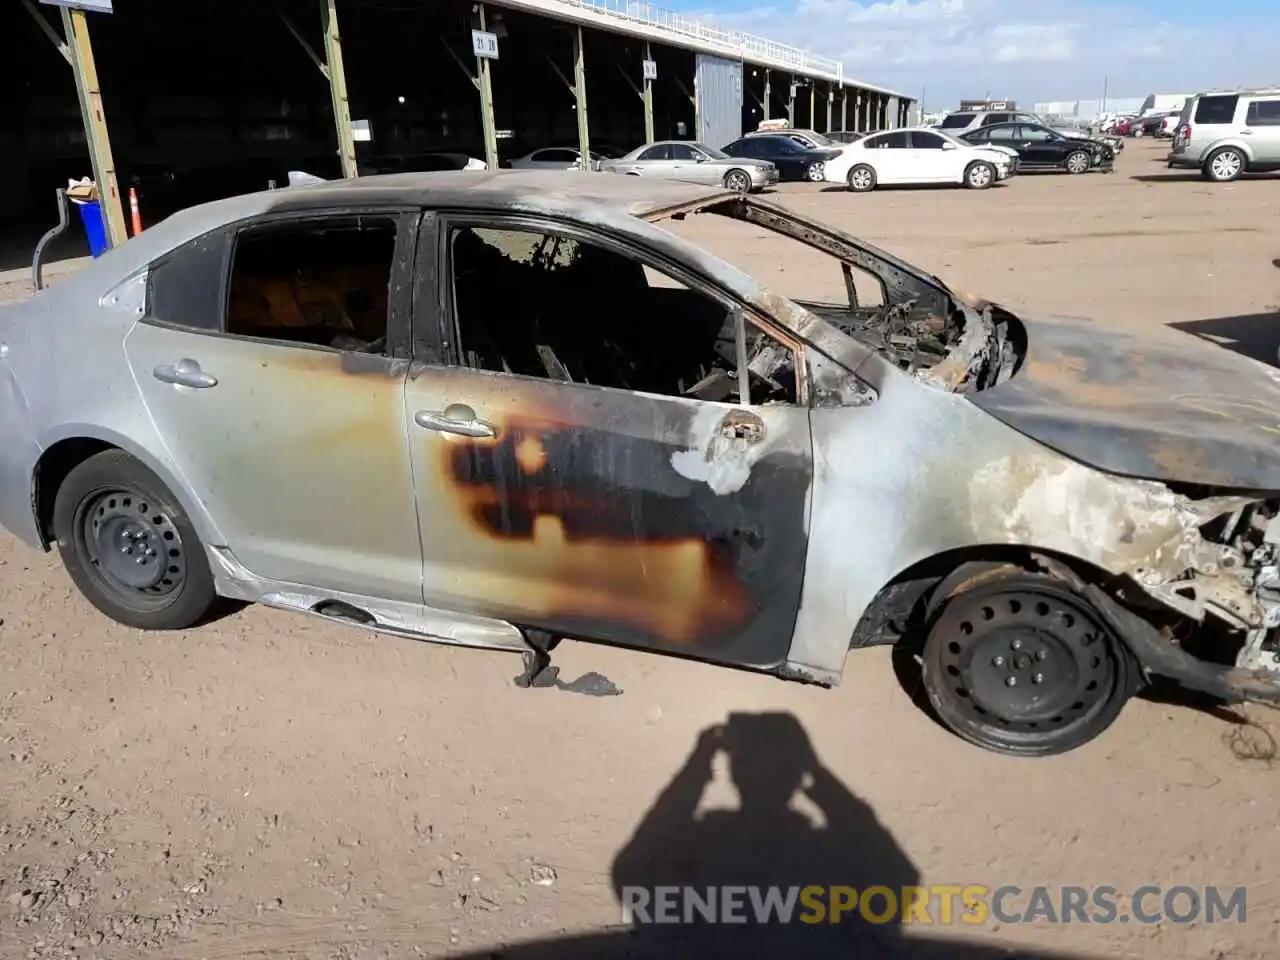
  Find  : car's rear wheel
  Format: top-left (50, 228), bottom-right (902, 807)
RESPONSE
top-left (964, 161), bottom-right (995, 189)
top-left (53, 450), bottom-right (217, 630)
top-left (920, 572), bottom-right (1136, 757)
top-left (846, 164), bottom-right (876, 192)
top-left (806, 161), bottom-right (825, 182)
top-left (1203, 147), bottom-right (1245, 182)
top-left (723, 169), bottom-right (752, 193)
top-left (1064, 150), bottom-right (1091, 174)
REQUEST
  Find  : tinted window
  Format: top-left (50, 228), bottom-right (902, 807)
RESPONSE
top-left (147, 230), bottom-right (231, 332)
top-left (1246, 99), bottom-right (1280, 126)
top-left (670, 143), bottom-right (700, 160)
top-left (1195, 95), bottom-right (1239, 124)
top-left (760, 136), bottom-right (803, 154)
top-left (910, 132), bottom-right (947, 149)
top-left (866, 132), bottom-right (908, 149)
top-left (723, 140), bottom-right (753, 157)
top-left (939, 114), bottom-right (974, 129)
top-left (637, 144), bottom-right (670, 161)
top-left (987, 126), bottom-right (1017, 141)
top-left (981, 113), bottom-right (1010, 126)
top-left (962, 128), bottom-right (990, 142)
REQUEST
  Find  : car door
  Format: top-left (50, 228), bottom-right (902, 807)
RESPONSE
top-left (860, 131), bottom-right (910, 183)
top-left (1244, 98), bottom-right (1280, 164)
top-left (402, 214), bottom-right (815, 668)
top-left (124, 209), bottom-right (425, 602)
top-left (668, 142), bottom-right (717, 183)
top-left (625, 143), bottom-right (675, 177)
top-left (1020, 126), bottom-right (1069, 166)
top-left (906, 130), bottom-right (957, 181)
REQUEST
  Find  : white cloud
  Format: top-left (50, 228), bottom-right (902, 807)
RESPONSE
top-left (682, 0), bottom-right (1277, 108)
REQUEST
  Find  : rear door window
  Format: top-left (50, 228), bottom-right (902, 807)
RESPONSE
top-left (1245, 99), bottom-right (1280, 126)
top-left (939, 114), bottom-right (974, 129)
top-left (1194, 95), bottom-right (1240, 124)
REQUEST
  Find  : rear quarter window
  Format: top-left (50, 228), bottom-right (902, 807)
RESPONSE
top-left (1245, 99), bottom-right (1280, 126)
top-left (146, 230), bottom-right (231, 332)
top-left (1194, 95), bottom-right (1239, 124)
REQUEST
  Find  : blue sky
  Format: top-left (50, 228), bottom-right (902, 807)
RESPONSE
top-left (675, 0), bottom-right (1279, 109)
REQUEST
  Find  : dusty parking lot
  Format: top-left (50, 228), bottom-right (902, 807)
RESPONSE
top-left (2, 138), bottom-right (1280, 960)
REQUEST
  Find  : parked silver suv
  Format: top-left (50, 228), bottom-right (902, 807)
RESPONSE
top-left (1168, 88), bottom-right (1280, 182)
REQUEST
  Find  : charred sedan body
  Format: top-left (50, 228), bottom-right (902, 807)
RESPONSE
top-left (5, 171), bottom-right (1280, 757)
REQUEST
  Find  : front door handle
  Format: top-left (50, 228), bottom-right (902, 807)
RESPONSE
top-left (414, 403), bottom-right (496, 439)
top-left (153, 359), bottom-right (217, 389)
top-left (1240, 129), bottom-right (1254, 135)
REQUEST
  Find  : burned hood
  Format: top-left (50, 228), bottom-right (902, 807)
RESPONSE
top-left (969, 313), bottom-right (1280, 491)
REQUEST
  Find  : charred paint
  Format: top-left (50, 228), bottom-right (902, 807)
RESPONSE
top-left (407, 367), bottom-right (811, 665)
top-left (970, 314), bottom-right (1280, 490)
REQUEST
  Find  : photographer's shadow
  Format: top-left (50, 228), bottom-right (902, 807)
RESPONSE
top-left (609, 711), bottom-right (917, 957)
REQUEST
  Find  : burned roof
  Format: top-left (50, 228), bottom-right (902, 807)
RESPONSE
top-left (274, 170), bottom-right (736, 220)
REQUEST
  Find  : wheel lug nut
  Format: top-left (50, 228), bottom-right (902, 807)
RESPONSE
top-left (992, 656), bottom-right (1005, 667)
top-left (122, 546), bottom-right (132, 554)
top-left (1033, 673), bottom-right (1044, 684)
top-left (1036, 649), bottom-right (1048, 660)
top-left (1005, 676), bottom-right (1017, 687)
top-left (1011, 639), bottom-right (1023, 650)
top-left (145, 548), bottom-right (156, 557)
top-left (136, 557), bottom-right (147, 565)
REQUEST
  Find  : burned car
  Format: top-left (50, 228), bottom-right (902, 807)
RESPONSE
top-left (4, 171), bottom-right (1280, 757)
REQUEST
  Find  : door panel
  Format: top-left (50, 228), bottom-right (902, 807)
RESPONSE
top-left (404, 366), bottom-right (813, 668)
top-left (127, 324), bottom-right (422, 600)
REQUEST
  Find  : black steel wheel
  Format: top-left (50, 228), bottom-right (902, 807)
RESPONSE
top-left (53, 450), bottom-right (217, 630)
top-left (921, 573), bottom-right (1135, 757)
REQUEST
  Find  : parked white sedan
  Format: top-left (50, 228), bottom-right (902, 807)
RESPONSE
top-left (824, 128), bottom-right (1016, 192)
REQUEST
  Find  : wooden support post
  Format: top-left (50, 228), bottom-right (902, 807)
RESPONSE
top-left (319, 0), bottom-right (358, 178)
top-left (61, 6), bottom-right (127, 248)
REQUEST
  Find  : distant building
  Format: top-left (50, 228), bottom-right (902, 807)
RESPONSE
top-left (1033, 97), bottom-right (1146, 120)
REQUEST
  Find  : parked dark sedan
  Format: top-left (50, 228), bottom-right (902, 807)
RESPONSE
top-left (722, 134), bottom-right (842, 182)
top-left (959, 122), bottom-right (1114, 174)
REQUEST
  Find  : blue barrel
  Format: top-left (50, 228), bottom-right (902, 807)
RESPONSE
top-left (76, 200), bottom-right (109, 257)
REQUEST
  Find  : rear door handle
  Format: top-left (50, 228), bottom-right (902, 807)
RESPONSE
top-left (1241, 129), bottom-right (1254, 135)
top-left (414, 403), bottom-right (496, 439)
top-left (153, 359), bottom-right (217, 389)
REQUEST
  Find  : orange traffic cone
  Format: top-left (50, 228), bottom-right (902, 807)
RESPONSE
top-left (129, 187), bottom-right (143, 236)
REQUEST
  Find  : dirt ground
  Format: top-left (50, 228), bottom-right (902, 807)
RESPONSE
top-left (3, 139), bottom-right (1280, 960)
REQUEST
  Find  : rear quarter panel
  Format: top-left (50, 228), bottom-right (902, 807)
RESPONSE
top-left (8, 269), bottom-right (228, 549)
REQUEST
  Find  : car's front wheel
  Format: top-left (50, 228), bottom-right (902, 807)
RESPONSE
top-left (1064, 150), bottom-right (1091, 174)
top-left (846, 164), bottom-right (876, 192)
top-left (920, 571), bottom-right (1136, 757)
top-left (964, 160), bottom-right (995, 189)
top-left (723, 169), bottom-right (752, 194)
top-left (1203, 146), bottom-right (1245, 182)
top-left (53, 449), bottom-right (218, 630)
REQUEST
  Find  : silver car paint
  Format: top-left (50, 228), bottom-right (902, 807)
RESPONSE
top-left (0, 171), bottom-right (1258, 685)
top-left (600, 141), bottom-right (775, 190)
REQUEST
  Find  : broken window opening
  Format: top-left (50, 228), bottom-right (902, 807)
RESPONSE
top-left (656, 199), bottom-right (1014, 386)
top-left (447, 224), bottom-right (801, 406)
top-left (225, 219), bottom-right (397, 355)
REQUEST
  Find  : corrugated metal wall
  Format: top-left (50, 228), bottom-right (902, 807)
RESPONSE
top-left (695, 53), bottom-right (743, 150)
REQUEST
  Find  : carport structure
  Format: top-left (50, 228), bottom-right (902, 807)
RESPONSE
top-left (13, 0), bottom-right (914, 251)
